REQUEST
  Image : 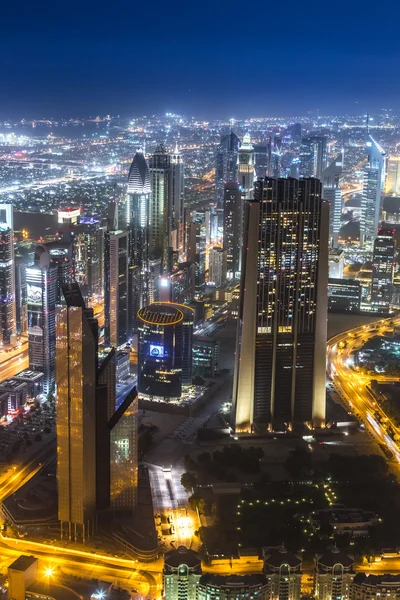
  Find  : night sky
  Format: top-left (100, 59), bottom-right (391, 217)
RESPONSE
top-left (2, 0), bottom-right (400, 118)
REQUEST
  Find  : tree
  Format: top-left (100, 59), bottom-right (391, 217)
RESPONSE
top-left (181, 472), bottom-right (197, 492)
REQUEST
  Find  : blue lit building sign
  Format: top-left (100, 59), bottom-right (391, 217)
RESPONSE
top-left (149, 344), bottom-right (164, 357)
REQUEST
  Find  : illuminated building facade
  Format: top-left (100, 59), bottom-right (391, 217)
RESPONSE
top-left (263, 547), bottom-right (302, 600)
top-left (56, 286), bottom-right (98, 541)
top-left (386, 156), bottom-right (400, 196)
top-left (328, 279), bottom-right (361, 313)
top-left (371, 228), bottom-right (395, 312)
top-left (322, 153), bottom-right (343, 247)
top-left (197, 575), bottom-right (270, 600)
top-left (300, 136), bottom-right (327, 179)
top-left (232, 178), bottom-right (329, 433)
top-left (237, 132), bottom-right (255, 201)
top-left (209, 247), bottom-right (227, 287)
top-left (328, 248), bottom-right (344, 279)
top-left (109, 390), bottom-right (138, 514)
top-left (223, 182), bottom-right (242, 280)
top-left (0, 204), bottom-right (16, 344)
top-left (314, 548), bottom-right (354, 600)
top-left (73, 217), bottom-right (104, 301)
top-left (215, 131), bottom-right (240, 236)
top-left (27, 246), bottom-right (58, 393)
top-left (149, 144), bottom-right (171, 272)
top-left (169, 144), bottom-right (185, 256)
top-left (45, 241), bottom-right (74, 302)
top-left (127, 150), bottom-right (151, 329)
top-left (360, 136), bottom-right (386, 247)
top-left (164, 546), bottom-right (202, 600)
top-left (192, 338), bottom-right (219, 379)
top-left (138, 303), bottom-right (193, 401)
top-left (104, 230), bottom-right (128, 347)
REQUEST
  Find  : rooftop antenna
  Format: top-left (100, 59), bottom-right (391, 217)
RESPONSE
top-left (366, 113), bottom-right (370, 138)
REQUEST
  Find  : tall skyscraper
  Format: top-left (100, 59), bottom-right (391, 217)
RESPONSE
top-left (371, 228), bottom-right (395, 312)
top-left (300, 136), bottom-right (327, 179)
top-left (56, 284), bottom-right (100, 541)
top-left (149, 144), bottom-right (171, 273)
top-left (0, 204), bottom-right (16, 344)
top-left (237, 132), bottom-right (255, 200)
top-left (270, 134), bottom-right (282, 178)
top-left (360, 135), bottom-right (386, 247)
top-left (223, 182), bottom-right (242, 280)
top-left (232, 178), bottom-right (329, 433)
top-left (45, 241), bottom-right (74, 302)
top-left (127, 150), bottom-right (151, 329)
top-left (322, 152), bottom-right (343, 247)
top-left (209, 247), bottom-right (227, 287)
top-left (73, 217), bottom-right (104, 302)
top-left (26, 246), bottom-right (58, 393)
top-left (386, 156), bottom-right (400, 196)
top-left (104, 230), bottom-right (128, 347)
top-left (215, 131), bottom-right (240, 236)
top-left (169, 143), bottom-right (185, 256)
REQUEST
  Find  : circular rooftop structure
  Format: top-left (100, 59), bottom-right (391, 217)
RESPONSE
top-left (138, 303), bottom-right (184, 326)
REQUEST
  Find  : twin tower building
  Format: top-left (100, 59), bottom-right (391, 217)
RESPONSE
top-left (232, 176), bottom-right (328, 434)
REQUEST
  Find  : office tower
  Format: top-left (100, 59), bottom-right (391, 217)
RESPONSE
top-left (232, 178), bottom-right (329, 433)
top-left (149, 144), bottom-right (171, 272)
top-left (237, 132), bottom-right (255, 200)
top-left (56, 285), bottom-right (98, 541)
top-left (215, 131), bottom-right (240, 237)
top-left (209, 247), bottom-right (227, 287)
top-left (98, 347), bottom-right (117, 420)
top-left (328, 279), bottom-right (361, 313)
top-left (127, 150), bottom-right (151, 328)
top-left (104, 229), bottom-right (128, 347)
top-left (45, 241), bottom-right (74, 302)
top-left (314, 548), bottom-right (354, 600)
top-left (0, 204), bottom-right (16, 344)
top-left (138, 303), bottom-right (192, 401)
top-left (57, 207), bottom-right (81, 229)
top-left (223, 182), bottom-right (242, 280)
top-left (386, 156), bottom-right (400, 195)
top-left (192, 338), bottom-right (220, 378)
top-left (322, 153), bottom-right (343, 247)
top-left (263, 547), bottom-right (302, 600)
top-left (290, 158), bottom-right (301, 179)
top-left (270, 135), bottom-right (282, 178)
top-left (288, 122), bottom-right (302, 142)
top-left (186, 214), bottom-right (207, 299)
top-left (300, 136), bottom-right (327, 179)
top-left (163, 546), bottom-right (202, 600)
top-left (371, 228), bottom-right (395, 312)
top-left (360, 136), bottom-right (386, 247)
top-left (26, 246), bottom-right (58, 393)
top-left (15, 246), bottom-right (34, 334)
top-left (109, 389), bottom-right (138, 513)
top-left (254, 144), bottom-right (270, 178)
top-left (73, 217), bottom-right (104, 302)
top-left (170, 143), bottom-right (185, 256)
top-left (328, 248), bottom-right (344, 279)
top-left (356, 261), bottom-right (373, 301)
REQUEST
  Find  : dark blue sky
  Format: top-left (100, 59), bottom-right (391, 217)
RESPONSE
top-left (2, 0), bottom-right (399, 118)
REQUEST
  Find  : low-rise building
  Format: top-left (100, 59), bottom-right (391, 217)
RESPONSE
top-left (0, 379), bottom-right (28, 411)
top-left (314, 547), bottom-right (355, 600)
top-left (12, 369), bottom-right (44, 399)
top-left (312, 506), bottom-right (378, 537)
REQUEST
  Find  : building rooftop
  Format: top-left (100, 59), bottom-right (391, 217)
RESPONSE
top-left (13, 370), bottom-right (44, 382)
top-left (263, 546), bottom-right (302, 569)
top-left (353, 573), bottom-right (400, 586)
top-left (317, 547), bottom-right (354, 568)
top-left (9, 555), bottom-right (37, 572)
top-left (164, 545), bottom-right (201, 569)
top-left (0, 379), bottom-right (28, 391)
top-left (329, 248), bottom-right (344, 256)
top-left (127, 151), bottom-right (151, 195)
top-left (199, 574), bottom-right (268, 588)
top-left (138, 303), bottom-right (184, 326)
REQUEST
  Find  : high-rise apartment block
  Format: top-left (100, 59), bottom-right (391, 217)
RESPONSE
top-left (233, 178), bottom-right (328, 433)
top-left (360, 136), bottom-right (386, 247)
top-left (223, 182), bottom-right (242, 280)
top-left (0, 204), bottom-right (16, 344)
top-left (104, 229), bottom-right (128, 347)
top-left (163, 546), bottom-right (202, 600)
top-left (371, 228), bottom-right (395, 312)
top-left (263, 547), bottom-right (302, 600)
top-left (209, 247), bottom-right (227, 287)
top-left (215, 131), bottom-right (240, 237)
top-left (314, 548), bottom-right (354, 600)
top-left (322, 153), bottom-right (343, 247)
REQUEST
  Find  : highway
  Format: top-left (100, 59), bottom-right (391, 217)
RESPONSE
top-left (327, 316), bottom-right (400, 466)
top-left (0, 340), bottom-right (29, 381)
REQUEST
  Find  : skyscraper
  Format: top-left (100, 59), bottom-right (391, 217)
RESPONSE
top-left (300, 136), bottom-right (327, 179)
top-left (0, 204), bottom-right (16, 344)
top-left (169, 143), bottom-right (185, 256)
top-left (26, 246), bottom-right (58, 394)
top-left (223, 182), bottom-right (242, 280)
top-left (360, 135), bottom-right (386, 247)
top-left (386, 156), bottom-right (400, 196)
top-left (371, 228), bottom-right (395, 312)
top-left (232, 178), bottom-right (329, 433)
top-left (215, 131), bottom-right (240, 236)
top-left (209, 247), bottom-right (227, 287)
top-left (149, 144), bottom-right (171, 273)
top-left (56, 285), bottom-right (98, 541)
top-left (322, 153), bottom-right (343, 247)
top-left (104, 229), bottom-right (128, 347)
top-left (237, 132), bottom-right (255, 201)
top-left (127, 150), bottom-right (151, 329)
top-left (45, 241), bottom-right (74, 302)
top-left (73, 217), bottom-right (104, 302)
